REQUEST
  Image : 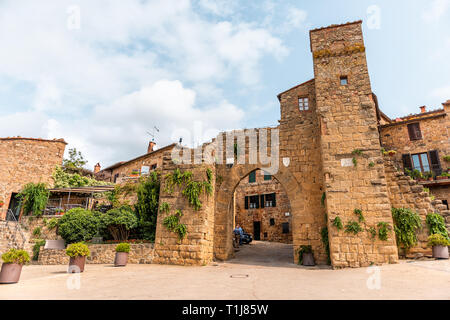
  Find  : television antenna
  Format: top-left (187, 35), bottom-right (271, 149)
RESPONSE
top-left (146, 126), bottom-right (159, 142)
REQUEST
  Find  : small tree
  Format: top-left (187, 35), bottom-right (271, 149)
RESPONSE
top-left (134, 172), bottom-right (160, 240)
top-left (63, 148), bottom-right (87, 171)
top-left (57, 208), bottom-right (101, 243)
top-left (101, 206), bottom-right (138, 241)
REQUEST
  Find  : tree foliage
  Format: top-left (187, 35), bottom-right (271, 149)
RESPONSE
top-left (52, 166), bottom-right (111, 188)
top-left (63, 148), bottom-right (87, 171)
top-left (101, 205), bottom-right (138, 241)
top-left (134, 172), bottom-right (160, 241)
top-left (16, 182), bottom-right (49, 216)
top-left (391, 208), bottom-right (422, 250)
top-left (57, 208), bottom-right (101, 243)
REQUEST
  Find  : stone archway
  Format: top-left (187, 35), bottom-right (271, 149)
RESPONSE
top-left (213, 163), bottom-right (304, 262)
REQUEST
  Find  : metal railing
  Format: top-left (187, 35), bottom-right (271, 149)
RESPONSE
top-left (5, 209), bottom-right (27, 249)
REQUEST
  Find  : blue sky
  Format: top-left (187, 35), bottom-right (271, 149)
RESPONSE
top-left (0, 0), bottom-right (449, 168)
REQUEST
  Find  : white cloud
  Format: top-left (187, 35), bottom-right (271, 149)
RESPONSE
top-left (422, 0), bottom-right (450, 23)
top-left (197, 0), bottom-right (238, 16)
top-left (0, 0), bottom-right (288, 168)
top-left (37, 80), bottom-right (245, 168)
top-left (432, 85), bottom-right (450, 99)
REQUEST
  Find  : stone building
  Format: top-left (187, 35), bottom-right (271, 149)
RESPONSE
top-left (0, 137), bottom-right (67, 220)
top-left (378, 103), bottom-right (450, 208)
top-left (95, 142), bottom-right (176, 183)
top-left (234, 169), bottom-right (292, 243)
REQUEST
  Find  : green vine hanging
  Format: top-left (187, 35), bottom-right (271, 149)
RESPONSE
top-left (164, 168), bottom-right (214, 211)
top-left (163, 210), bottom-right (187, 241)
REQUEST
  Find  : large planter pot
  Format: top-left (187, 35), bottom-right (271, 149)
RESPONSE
top-left (0, 263), bottom-right (23, 284)
top-left (114, 252), bottom-right (129, 267)
top-left (432, 246), bottom-right (449, 259)
top-left (68, 256), bottom-right (86, 273)
top-left (302, 253), bottom-right (315, 266)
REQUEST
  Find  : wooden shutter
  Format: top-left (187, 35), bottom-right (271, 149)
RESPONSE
top-left (407, 123), bottom-right (422, 140)
top-left (402, 154), bottom-right (412, 171)
top-left (272, 193), bottom-right (276, 207)
top-left (428, 150), bottom-right (442, 176)
top-left (245, 196), bottom-right (249, 210)
top-left (255, 195), bottom-right (260, 209)
top-left (260, 195), bottom-right (265, 208)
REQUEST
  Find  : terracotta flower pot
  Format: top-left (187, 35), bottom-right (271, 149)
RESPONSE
top-left (302, 253), bottom-right (315, 266)
top-left (68, 256), bottom-right (86, 273)
top-left (432, 246), bottom-right (449, 259)
top-left (0, 263), bottom-right (23, 284)
top-left (114, 252), bottom-right (128, 267)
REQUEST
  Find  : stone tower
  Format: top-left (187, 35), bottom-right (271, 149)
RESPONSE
top-left (310, 21), bottom-right (398, 267)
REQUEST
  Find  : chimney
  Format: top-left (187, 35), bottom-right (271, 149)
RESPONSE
top-left (94, 163), bottom-right (101, 174)
top-left (148, 141), bottom-right (156, 153)
top-left (420, 106), bottom-right (426, 113)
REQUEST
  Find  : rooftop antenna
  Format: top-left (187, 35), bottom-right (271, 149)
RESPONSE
top-left (146, 126), bottom-right (160, 142)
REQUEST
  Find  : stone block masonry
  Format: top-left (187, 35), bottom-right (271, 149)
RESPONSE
top-left (311, 21), bottom-right (398, 267)
top-left (0, 137), bottom-right (67, 220)
top-left (38, 243), bottom-right (154, 265)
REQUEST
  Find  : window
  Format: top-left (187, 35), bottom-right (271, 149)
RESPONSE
top-left (270, 218), bottom-right (275, 226)
top-left (282, 222), bottom-right (289, 234)
top-left (113, 173), bottom-right (119, 183)
top-left (407, 123), bottom-right (422, 141)
top-left (248, 171), bottom-right (256, 183)
top-left (264, 193), bottom-right (276, 207)
top-left (264, 173), bottom-right (272, 181)
top-left (245, 195), bottom-right (259, 209)
top-left (151, 164), bottom-right (157, 170)
top-left (403, 150), bottom-right (442, 176)
top-left (340, 76), bottom-right (348, 85)
top-left (298, 97), bottom-right (309, 111)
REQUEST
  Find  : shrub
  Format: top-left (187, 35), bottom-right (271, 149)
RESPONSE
top-left (66, 242), bottom-right (90, 257)
top-left (392, 208), bottom-right (422, 249)
top-left (32, 226), bottom-right (42, 237)
top-left (57, 208), bottom-right (101, 244)
top-left (378, 222), bottom-right (391, 241)
top-left (101, 206), bottom-right (138, 241)
top-left (427, 234), bottom-right (450, 247)
top-left (134, 172), bottom-right (160, 241)
top-left (16, 182), bottom-right (49, 216)
top-left (332, 217), bottom-right (343, 230)
top-left (426, 213), bottom-right (449, 240)
top-left (345, 221), bottom-right (362, 234)
top-left (46, 218), bottom-right (58, 230)
top-left (2, 249), bottom-right (30, 265)
top-left (297, 245), bottom-right (313, 265)
top-left (116, 243), bottom-right (131, 253)
top-left (32, 239), bottom-right (46, 261)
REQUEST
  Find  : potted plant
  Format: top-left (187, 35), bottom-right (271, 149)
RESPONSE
top-left (66, 242), bottom-right (90, 273)
top-left (436, 172), bottom-right (449, 180)
top-left (0, 249), bottom-right (30, 284)
top-left (387, 150), bottom-right (397, 157)
top-left (423, 171), bottom-right (433, 181)
top-left (114, 243), bottom-right (130, 267)
top-left (297, 245), bottom-right (315, 266)
top-left (0, 200), bottom-right (4, 208)
top-left (428, 234), bottom-right (449, 259)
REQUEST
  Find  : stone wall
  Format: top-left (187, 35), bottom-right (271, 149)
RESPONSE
top-left (311, 21), bottom-right (398, 267)
top-left (153, 151), bottom-right (216, 266)
top-left (38, 243), bottom-right (154, 265)
top-left (384, 157), bottom-right (450, 256)
top-left (379, 103), bottom-right (450, 174)
top-left (234, 169), bottom-right (292, 243)
top-left (0, 137), bottom-right (67, 220)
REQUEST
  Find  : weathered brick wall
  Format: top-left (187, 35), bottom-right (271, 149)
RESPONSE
top-left (311, 21), bottom-right (398, 267)
top-left (38, 243), bottom-right (154, 265)
top-left (234, 169), bottom-right (292, 243)
top-left (379, 109), bottom-right (449, 174)
top-left (153, 151), bottom-right (215, 266)
top-left (384, 158), bottom-right (450, 256)
top-left (278, 79), bottom-right (328, 264)
top-left (0, 137), bottom-right (66, 220)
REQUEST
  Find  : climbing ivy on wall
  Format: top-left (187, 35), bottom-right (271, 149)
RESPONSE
top-left (164, 168), bottom-right (214, 211)
top-left (391, 208), bottom-right (422, 249)
top-left (321, 226), bottom-right (331, 265)
top-left (163, 210), bottom-right (187, 241)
